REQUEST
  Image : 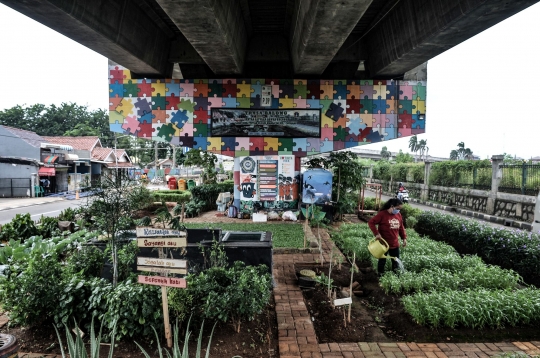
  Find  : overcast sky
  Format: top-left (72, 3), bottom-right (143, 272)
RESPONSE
top-left (1, 3), bottom-right (539, 159)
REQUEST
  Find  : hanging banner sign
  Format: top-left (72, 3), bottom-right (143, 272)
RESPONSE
top-left (138, 275), bottom-right (187, 288)
top-left (136, 227), bottom-right (186, 237)
top-left (137, 237), bottom-right (187, 248)
top-left (137, 257), bottom-right (187, 269)
top-left (261, 85), bottom-right (272, 107)
top-left (137, 266), bottom-right (187, 275)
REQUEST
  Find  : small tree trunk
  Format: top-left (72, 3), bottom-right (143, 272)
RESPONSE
top-left (181, 202), bottom-right (185, 223)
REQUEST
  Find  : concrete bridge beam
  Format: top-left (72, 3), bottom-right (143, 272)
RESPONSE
top-left (156, 0), bottom-right (247, 75)
top-left (290, 0), bottom-right (372, 75)
top-left (364, 0), bottom-right (539, 78)
top-left (1, 0), bottom-right (174, 77)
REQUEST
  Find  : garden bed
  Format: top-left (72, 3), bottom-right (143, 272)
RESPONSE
top-left (0, 295), bottom-right (278, 358)
top-left (296, 261), bottom-right (540, 343)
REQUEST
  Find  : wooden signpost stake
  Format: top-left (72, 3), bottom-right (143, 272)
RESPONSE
top-left (135, 227), bottom-right (188, 348)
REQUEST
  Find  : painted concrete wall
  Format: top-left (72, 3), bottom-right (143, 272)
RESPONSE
top-left (108, 64), bottom-right (426, 157)
top-left (0, 127), bottom-right (40, 159)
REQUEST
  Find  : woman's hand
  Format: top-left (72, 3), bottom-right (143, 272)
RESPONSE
top-left (402, 239), bottom-right (407, 247)
top-left (375, 234), bottom-right (382, 240)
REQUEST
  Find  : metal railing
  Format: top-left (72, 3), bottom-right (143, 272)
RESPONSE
top-left (499, 163), bottom-right (540, 196)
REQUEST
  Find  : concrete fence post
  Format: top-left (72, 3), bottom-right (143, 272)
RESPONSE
top-left (487, 155), bottom-right (504, 215)
top-left (422, 161), bottom-right (433, 201)
top-left (369, 164), bottom-right (373, 183)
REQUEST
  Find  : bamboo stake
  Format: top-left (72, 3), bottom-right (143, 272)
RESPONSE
top-left (348, 252), bottom-right (355, 323)
top-left (159, 248), bottom-right (172, 348)
top-left (328, 244), bottom-right (333, 298)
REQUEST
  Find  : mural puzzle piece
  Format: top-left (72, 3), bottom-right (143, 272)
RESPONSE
top-left (346, 116), bottom-right (367, 136)
top-left (138, 79), bottom-right (153, 97)
top-left (207, 137), bottom-right (222, 152)
top-left (134, 97), bottom-right (152, 115)
top-left (169, 110), bottom-right (189, 129)
top-left (109, 111), bottom-right (124, 124)
top-left (334, 80), bottom-right (347, 100)
top-left (124, 80), bottom-right (140, 97)
top-left (178, 99), bottom-right (195, 112)
top-left (325, 102), bottom-right (345, 122)
top-left (157, 123), bottom-right (176, 142)
top-left (237, 80), bottom-right (253, 98)
top-left (166, 80), bottom-right (181, 96)
top-left (264, 137), bottom-right (279, 151)
top-left (121, 116), bottom-right (141, 134)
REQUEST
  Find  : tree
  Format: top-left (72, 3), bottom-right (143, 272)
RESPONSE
top-left (0, 103), bottom-right (114, 146)
top-left (82, 172), bottom-right (141, 287)
top-left (450, 142), bottom-right (474, 160)
top-left (408, 135), bottom-right (419, 161)
top-left (184, 148), bottom-right (218, 184)
top-left (417, 139), bottom-right (428, 161)
top-left (395, 150), bottom-right (414, 163)
top-left (380, 146), bottom-right (391, 160)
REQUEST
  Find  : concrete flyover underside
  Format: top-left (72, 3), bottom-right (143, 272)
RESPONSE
top-left (2, 0), bottom-right (538, 78)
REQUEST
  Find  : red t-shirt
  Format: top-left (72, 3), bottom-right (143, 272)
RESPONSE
top-left (368, 210), bottom-right (406, 249)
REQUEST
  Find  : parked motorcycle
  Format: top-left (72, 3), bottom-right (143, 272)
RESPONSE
top-left (396, 189), bottom-right (409, 204)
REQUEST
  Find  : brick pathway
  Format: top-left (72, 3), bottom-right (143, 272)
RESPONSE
top-left (273, 235), bottom-right (540, 358)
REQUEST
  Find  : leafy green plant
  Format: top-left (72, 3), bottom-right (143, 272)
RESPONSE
top-left (59, 207), bottom-right (77, 222)
top-left (190, 183), bottom-right (234, 212)
top-left (313, 272), bottom-right (333, 288)
top-left (66, 245), bottom-right (106, 278)
top-left (402, 288), bottom-right (540, 329)
top-left (37, 215), bottom-right (61, 238)
top-left (0, 253), bottom-right (63, 326)
top-left (416, 211), bottom-right (540, 279)
top-left (136, 317), bottom-right (216, 358)
top-left (0, 213), bottom-right (39, 243)
top-left (102, 277), bottom-right (163, 340)
top-left (168, 262), bottom-right (272, 332)
top-left (54, 317), bottom-right (116, 358)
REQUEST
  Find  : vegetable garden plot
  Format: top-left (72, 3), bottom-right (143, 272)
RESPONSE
top-left (303, 223), bottom-right (540, 342)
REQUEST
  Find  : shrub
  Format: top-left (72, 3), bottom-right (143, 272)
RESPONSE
top-left (0, 254), bottom-right (63, 326)
top-left (37, 215), bottom-right (61, 238)
top-left (0, 213), bottom-right (39, 243)
top-left (399, 203), bottom-right (422, 228)
top-left (59, 207), bottom-right (77, 222)
top-left (152, 191), bottom-right (192, 203)
top-left (416, 211), bottom-right (540, 280)
top-left (66, 245), bottom-right (106, 278)
top-left (190, 183), bottom-right (234, 212)
top-left (102, 277), bottom-right (163, 340)
top-left (169, 262), bottom-right (272, 332)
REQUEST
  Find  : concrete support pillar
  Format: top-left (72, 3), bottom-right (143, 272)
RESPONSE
top-left (369, 164), bottom-right (374, 183)
top-left (487, 155), bottom-right (504, 215)
top-left (421, 161), bottom-right (433, 201)
top-left (31, 172), bottom-right (38, 197)
top-left (233, 157), bottom-right (241, 210)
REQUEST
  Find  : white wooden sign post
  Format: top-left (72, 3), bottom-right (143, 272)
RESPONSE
top-left (136, 227), bottom-right (187, 348)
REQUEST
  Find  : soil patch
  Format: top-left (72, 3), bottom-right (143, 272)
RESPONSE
top-left (0, 296), bottom-right (278, 358)
top-left (297, 260), bottom-right (540, 343)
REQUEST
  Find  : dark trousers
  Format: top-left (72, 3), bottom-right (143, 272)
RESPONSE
top-left (378, 247), bottom-right (400, 274)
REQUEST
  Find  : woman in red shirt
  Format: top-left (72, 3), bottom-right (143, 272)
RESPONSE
top-left (368, 198), bottom-right (407, 275)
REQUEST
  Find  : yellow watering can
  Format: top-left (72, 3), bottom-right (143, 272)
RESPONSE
top-left (368, 237), bottom-right (396, 260)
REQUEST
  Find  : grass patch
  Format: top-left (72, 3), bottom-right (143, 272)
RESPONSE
top-left (184, 222), bottom-right (304, 248)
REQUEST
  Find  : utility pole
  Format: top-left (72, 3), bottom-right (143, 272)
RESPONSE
top-left (172, 145), bottom-right (176, 169)
top-left (154, 141), bottom-right (158, 173)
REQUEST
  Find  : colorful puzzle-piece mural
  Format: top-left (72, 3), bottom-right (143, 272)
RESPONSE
top-left (109, 65), bottom-right (426, 157)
